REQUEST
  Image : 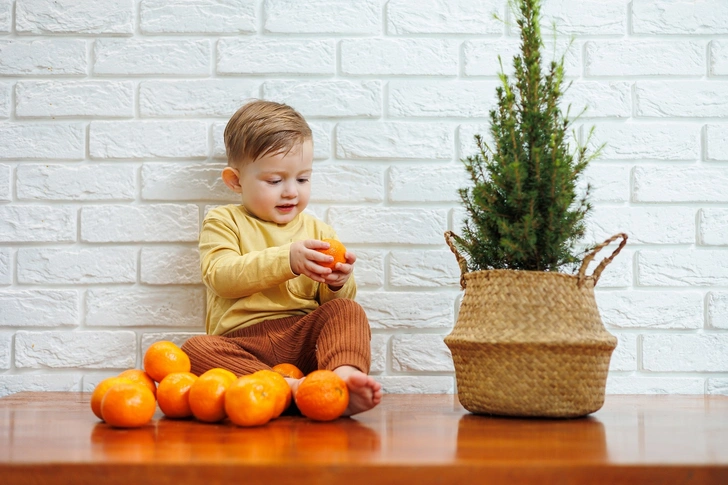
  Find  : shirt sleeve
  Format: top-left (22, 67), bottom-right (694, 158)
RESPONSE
top-left (199, 216), bottom-right (296, 299)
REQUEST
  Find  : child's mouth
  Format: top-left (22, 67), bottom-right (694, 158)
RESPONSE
top-left (276, 204), bottom-right (295, 213)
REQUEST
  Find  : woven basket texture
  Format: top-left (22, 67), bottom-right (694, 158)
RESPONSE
top-left (443, 233), bottom-right (627, 418)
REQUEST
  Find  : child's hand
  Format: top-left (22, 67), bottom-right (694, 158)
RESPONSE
top-left (290, 240), bottom-right (337, 283)
top-left (324, 251), bottom-right (356, 291)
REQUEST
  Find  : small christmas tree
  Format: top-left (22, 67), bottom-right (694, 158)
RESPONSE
top-left (454, 0), bottom-right (600, 273)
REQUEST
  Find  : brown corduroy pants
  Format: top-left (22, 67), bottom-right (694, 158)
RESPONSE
top-left (181, 298), bottom-right (371, 377)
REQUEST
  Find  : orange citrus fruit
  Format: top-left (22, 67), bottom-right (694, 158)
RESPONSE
top-left (204, 367), bottom-right (238, 380)
top-left (188, 368), bottom-right (236, 423)
top-left (100, 382), bottom-right (157, 428)
top-left (90, 376), bottom-right (135, 420)
top-left (295, 370), bottom-right (349, 422)
top-left (143, 341), bottom-right (191, 383)
top-left (157, 372), bottom-right (198, 419)
top-left (253, 369), bottom-right (292, 418)
top-left (315, 238), bottom-right (347, 270)
top-left (118, 369), bottom-right (157, 398)
top-left (272, 363), bottom-right (304, 380)
top-left (225, 374), bottom-right (277, 427)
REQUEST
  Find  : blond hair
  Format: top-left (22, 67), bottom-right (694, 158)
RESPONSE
top-left (224, 100), bottom-right (312, 166)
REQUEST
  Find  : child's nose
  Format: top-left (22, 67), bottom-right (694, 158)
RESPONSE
top-left (282, 180), bottom-right (297, 198)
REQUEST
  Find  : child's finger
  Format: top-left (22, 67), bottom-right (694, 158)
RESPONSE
top-left (308, 249), bottom-right (334, 266)
top-left (333, 262), bottom-right (352, 274)
top-left (303, 269), bottom-right (327, 283)
top-left (325, 273), bottom-right (348, 287)
top-left (304, 239), bottom-right (330, 250)
top-left (305, 260), bottom-right (332, 278)
top-left (324, 272), bottom-right (341, 283)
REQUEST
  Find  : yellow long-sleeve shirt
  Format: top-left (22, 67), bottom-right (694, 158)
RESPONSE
top-left (199, 204), bottom-right (356, 336)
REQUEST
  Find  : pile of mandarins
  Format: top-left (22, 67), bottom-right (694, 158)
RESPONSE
top-left (91, 340), bottom-right (349, 428)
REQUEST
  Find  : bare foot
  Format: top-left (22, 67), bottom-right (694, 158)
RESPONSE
top-left (288, 367), bottom-right (383, 417)
top-left (333, 365), bottom-right (383, 417)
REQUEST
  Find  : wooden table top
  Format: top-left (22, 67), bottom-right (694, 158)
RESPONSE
top-left (1, 392), bottom-right (727, 484)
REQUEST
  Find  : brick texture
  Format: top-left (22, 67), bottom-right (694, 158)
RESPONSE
top-left (0, 0), bottom-right (725, 396)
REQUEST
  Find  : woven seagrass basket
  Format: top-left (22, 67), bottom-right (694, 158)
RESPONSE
top-left (444, 232), bottom-right (627, 418)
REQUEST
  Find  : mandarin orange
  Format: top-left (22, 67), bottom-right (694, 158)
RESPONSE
top-left (253, 369), bottom-right (292, 418)
top-left (188, 368), bottom-right (236, 423)
top-left (204, 367), bottom-right (237, 381)
top-left (225, 374), bottom-right (277, 427)
top-left (295, 370), bottom-right (349, 422)
top-left (118, 369), bottom-right (157, 398)
top-left (90, 376), bottom-right (136, 420)
top-left (143, 341), bottom-right (191, 383)
top-left (315, 238), bottom-right (347, 270)
top-left (157, 371), bottom-right (198, 419)
top-left (271, 362), bottom-right (304, 380)
top-left (100, 382), bottom-right (157, 428)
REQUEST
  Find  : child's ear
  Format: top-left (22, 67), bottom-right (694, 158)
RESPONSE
top-left (221, 167), bottom-right (242, 193)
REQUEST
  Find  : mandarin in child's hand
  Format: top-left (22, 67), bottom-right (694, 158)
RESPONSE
top-left (143, 341), bottom-right (191, 383)
top-left (100, 382), bottom-right (157, 428)
top-left (295, 370), bottom-right (349, 422)
top-left (315, 238), bottom-right (347, 270)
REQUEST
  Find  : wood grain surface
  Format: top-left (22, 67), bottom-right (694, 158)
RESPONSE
top-left (1, 392), bottom-right (727, 484)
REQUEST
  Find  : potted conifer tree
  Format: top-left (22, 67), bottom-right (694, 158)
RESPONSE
top-left (445, 0), bottom-right (627, 418)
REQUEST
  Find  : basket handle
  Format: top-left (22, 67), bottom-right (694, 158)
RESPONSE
top-left (444, 231), bottom-right (469, 290)
top-left (446, 231), bottom-right (628, 289)
top-left (578, 233), bottom-right (628, 287)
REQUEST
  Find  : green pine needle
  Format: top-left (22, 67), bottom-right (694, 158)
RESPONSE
top-left (456, 0), bottom-right (600, 273)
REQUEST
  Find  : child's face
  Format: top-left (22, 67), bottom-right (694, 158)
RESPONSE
top-left (236, 139), bottom-right (314, 224)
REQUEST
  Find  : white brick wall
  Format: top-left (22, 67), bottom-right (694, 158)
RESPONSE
top-left (0, 0), bottom-right (727, 397)
top-left (140, 0), bottom-right (256, 34)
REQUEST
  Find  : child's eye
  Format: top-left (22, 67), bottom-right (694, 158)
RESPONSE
top-left (267, 179), bottom-right (281, 185)
top-left (297, 178), bottom-right (310, 184)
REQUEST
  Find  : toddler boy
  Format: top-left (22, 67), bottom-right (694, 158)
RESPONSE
top-left (182, 100), bottom-right (382, 416)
